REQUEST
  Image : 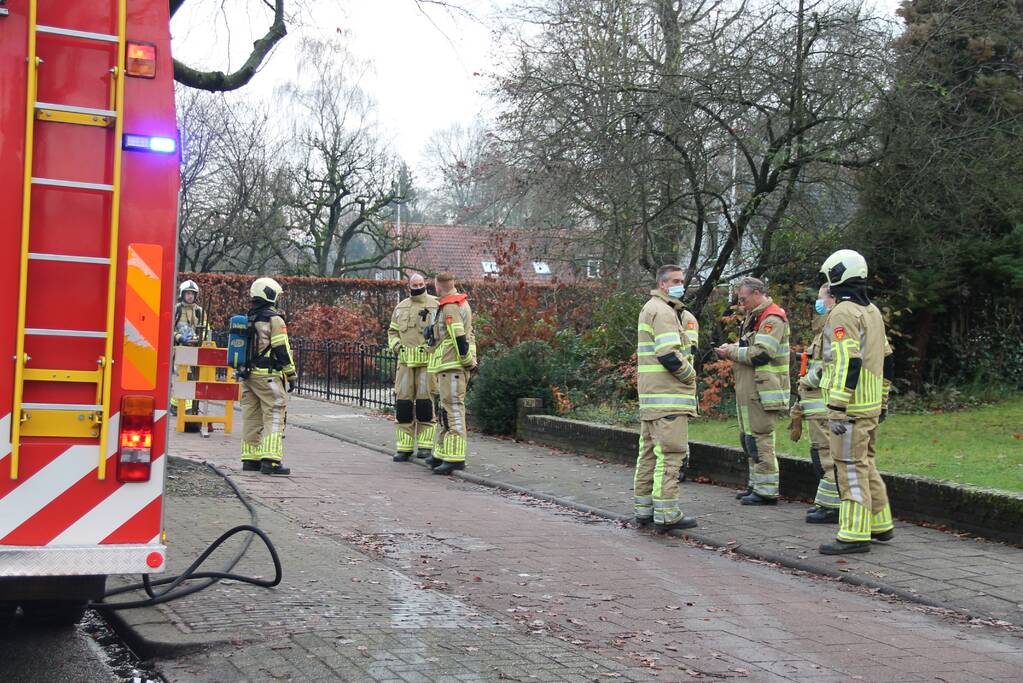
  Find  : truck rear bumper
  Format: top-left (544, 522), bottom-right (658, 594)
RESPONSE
top-left (0, 544), bottom-right (166, 576)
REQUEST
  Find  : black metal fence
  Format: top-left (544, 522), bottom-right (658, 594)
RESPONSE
top-left (291, 339), bottom-right (396, 409)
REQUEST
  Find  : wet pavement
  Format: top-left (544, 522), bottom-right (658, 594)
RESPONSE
top-left (290, 398), bottom-right (1023, 627)
top-left (116, 401), bottom-right (1023, 682)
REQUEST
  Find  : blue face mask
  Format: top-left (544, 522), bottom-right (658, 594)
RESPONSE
top-left (667, 285), bottom-right (686, 299)
top-left (814, 299), bottom-right (828, 315)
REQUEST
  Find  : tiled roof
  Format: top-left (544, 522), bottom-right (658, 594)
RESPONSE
top-left (392, 223), bottom-right (595, 284)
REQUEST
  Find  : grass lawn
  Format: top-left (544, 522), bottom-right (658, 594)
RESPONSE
top-left (687, 397), bottom-right (1023, 494)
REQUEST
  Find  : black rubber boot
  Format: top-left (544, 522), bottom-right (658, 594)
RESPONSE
top-left (657, 516), bottom-right (698, 533)
top-left (424, 456), bottom-right (442, 469)
top-left (415, 448), bottom-right (432, 459)
top-left (820, 540), bottom-right (870, 555)
top-left (260, 459), bottom-right (291, 475)
top-left (872, 529), bottom-right (895, 542)
top-left (740, 492), bottom-right (778, 506)
top-left (432, 461), bottom-right (465, 475)
top-left (735, 487), bottom-right (753, 500)
top-left (634, 517), bottom-right (654, 528)
top-left (393, 451), bottom-right (413, 462)
top-left (806, 507), bottom-right (839, 524)
top-left (241, 461), bottom-right (260, 472)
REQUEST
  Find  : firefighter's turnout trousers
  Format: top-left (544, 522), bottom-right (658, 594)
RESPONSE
top-left (801, 326), bottom-right (839, 508)
top-left (821, 300), bottom-right (894, 542)
top-left (634, 290), bottom-right (698, 525)
top-left (808, 415), bottom-right (839, 509)
top-left (434, 370), bottom-right (468, 463)
top-left (241, 374), bottom-right (288, 464)
top-left (394, 362), bottom-right (435, 455)
top-left (830, 416), bottom-right (891, 541)
top-left (728, 300), bottom-right (791, 499)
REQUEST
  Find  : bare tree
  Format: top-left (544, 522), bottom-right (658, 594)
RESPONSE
top-left (176, 88), bottom-right (291, 272)
top-left (494, 0), bottom-right (895, 312)
top-left (283, 39), bottom-right (417, 277)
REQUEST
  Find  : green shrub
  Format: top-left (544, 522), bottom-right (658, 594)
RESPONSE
top-left (467, 340), bottom-right (556, 435)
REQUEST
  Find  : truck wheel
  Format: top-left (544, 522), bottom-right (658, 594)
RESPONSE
top-left (20, 600), bottom-right (87, 627)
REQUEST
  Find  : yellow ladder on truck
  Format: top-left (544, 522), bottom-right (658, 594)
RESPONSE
top-left (11, 0), bottom-right (128, 481)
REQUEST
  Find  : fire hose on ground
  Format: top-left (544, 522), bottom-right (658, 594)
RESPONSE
top-left (90, 463), bottom-right (282, 610)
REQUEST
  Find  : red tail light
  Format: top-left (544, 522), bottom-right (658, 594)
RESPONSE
top-left (118, 396), bottom-right (154, 482)
top-left (126, 41), bottom-right (157, 78)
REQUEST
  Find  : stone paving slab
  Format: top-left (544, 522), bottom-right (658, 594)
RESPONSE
top-left (287, 397), bottom-right (1023, 627)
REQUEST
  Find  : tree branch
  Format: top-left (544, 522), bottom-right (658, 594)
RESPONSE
top-left (173, 0), bottom-right (287, 92)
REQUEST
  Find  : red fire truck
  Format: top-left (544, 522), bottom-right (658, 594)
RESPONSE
top-left (0, 0), bottom-right (179, 623)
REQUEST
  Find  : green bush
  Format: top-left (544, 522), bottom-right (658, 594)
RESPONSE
top-left (467, 340), bottom-right (556, 435)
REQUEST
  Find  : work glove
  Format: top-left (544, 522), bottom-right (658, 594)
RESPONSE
top-left (879, 408), bottom-right (888, 424)
top-left (788, 405), bottom-right (803, 443)
top-left (285, 374), bottom-right (297, 393)
top-left (828, 418), bottom-right (848, 435)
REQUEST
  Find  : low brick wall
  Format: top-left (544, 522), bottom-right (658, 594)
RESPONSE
top-left (518, 413), bottom-right (1023, 546)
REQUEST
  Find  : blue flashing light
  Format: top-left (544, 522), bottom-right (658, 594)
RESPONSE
top-left (148, 136), bottom-right (177, 153)
top-left (123, 133), bottom-right (177, 154)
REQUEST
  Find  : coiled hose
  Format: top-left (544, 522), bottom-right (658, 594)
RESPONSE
top-left (91, 462), bottom-right (282, 610)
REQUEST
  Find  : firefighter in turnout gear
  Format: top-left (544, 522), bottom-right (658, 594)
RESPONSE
top-left (172, 280), bottom-right (207, 420)
top-left (174, 280), bottom-right (206, 345)
top-left (716, 277), bottom-right (791, 505)
top-left (798, 284), bottom-right (840, 524)
top-left (240, 277), bottom-right (297, 476)
top-left (426, 272), bottom-right (476, 476)
top-left (388, 273), bottom-right (440, 462)
top-left (634, 265), bottom-right (700, 532)
top-left (818, 250), bottom-right (896, 555)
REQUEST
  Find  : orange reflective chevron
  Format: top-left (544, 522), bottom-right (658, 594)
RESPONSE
top-left (122, 244), bottom-right (163, 390)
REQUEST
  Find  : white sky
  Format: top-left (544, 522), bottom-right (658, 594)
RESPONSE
top-left (171, 0), bottom-right (906, 172)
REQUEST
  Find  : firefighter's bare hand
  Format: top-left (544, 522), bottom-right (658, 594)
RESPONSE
top-left (714, 344), bottom-right (729, 359)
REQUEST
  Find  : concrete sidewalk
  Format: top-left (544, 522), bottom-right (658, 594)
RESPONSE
top-left (287, 397), bottom-right (1023, 628)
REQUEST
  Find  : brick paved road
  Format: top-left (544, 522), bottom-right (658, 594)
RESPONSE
top-left (133, 411), bottom-right (1023, 682)
top-left (288, 398), bottom-right (1023, 626)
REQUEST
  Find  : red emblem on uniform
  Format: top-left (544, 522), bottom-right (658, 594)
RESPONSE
top-left (834, 326), bottom-right (846, 340)
top-left (762, 323), bottom-right (772, 334)
top-left (687, 321), bottom-right (696, 330)
top-left (445, 315), bottom-right (453, 324)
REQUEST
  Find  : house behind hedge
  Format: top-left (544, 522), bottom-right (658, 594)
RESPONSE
top-left (376, 223), bottom-right (603, 284)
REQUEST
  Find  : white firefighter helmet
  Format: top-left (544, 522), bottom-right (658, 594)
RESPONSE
top-left (250, 277), bottom-right (283, 304)
top-left (178, 279), bottom-right (199, 299)
top-left (820, 249), bottom-right (868, 286)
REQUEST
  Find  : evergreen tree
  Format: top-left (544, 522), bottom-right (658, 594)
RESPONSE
top-left (857, 0), bottom-right (1023, 387)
